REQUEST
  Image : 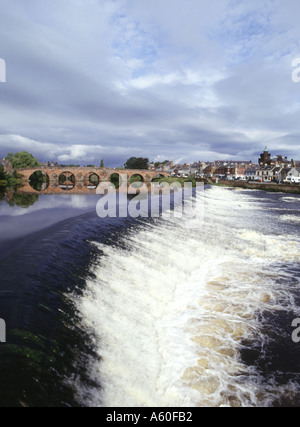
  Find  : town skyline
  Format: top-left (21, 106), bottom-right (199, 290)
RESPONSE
top-left (2, 146), bottom-right (299, 185)
top-left (2, 144), bottom-right (298, 169)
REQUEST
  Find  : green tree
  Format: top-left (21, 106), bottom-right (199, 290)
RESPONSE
top-left (0, 164), bottom-right (6, 181)
top-left (29, 171), bottom-right (49, 191)
top-left (100, 160), bottom-right (104, 168)
top-left (6, 152), bottom-right (40, 169)
top-left (6, 153), bottom-right (14, 163)
top-left (124, 157), bottom-right (149, 170)
top-left (153, 160), bottom-right (170, 168)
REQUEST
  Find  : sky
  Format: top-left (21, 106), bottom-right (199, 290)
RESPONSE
top-left (0, 0), bottom-right (300, 167)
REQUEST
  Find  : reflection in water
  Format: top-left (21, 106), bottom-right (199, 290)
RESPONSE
top-left (0, 187), bottom-right (39, 209)
top-left (60, 184), bottom-right (75, 191)
top-left (29, 171), bottom-right (49, 192)
top-left (0, 187), bottom-right (5, 203)
top-left (7, 191), bottom-right (39, 208)
top-left (0, 193), bottom-right (101, 243)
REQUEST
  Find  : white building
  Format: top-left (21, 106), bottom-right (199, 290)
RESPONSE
top-left (245, 166), bottom-right (260, 181)
top-left (281, 167), bottom-right (300, 183)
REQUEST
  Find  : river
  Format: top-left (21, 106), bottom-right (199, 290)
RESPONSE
top-left (0, 186), bottom-right (299, 407)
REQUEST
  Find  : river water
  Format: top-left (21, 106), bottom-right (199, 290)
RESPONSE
top-left (0, 186), bottom-right (299, 407)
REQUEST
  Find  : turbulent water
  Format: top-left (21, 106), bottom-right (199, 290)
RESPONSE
top-left (69, 186), bottom-right (300, 407)
top-left (0, 186), bottom-right (300, 407)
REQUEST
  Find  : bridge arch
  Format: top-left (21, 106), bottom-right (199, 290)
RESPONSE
top-left (129, 173), bottom-right (145, 184)
top-left (109, 172), bottom-right (122, 189)
top-left (29, 170), bottom-right (50, 191)
top-left (59, 171), bottom-right (76, 191)
top-left (87, 172), bottom-right (100, 189)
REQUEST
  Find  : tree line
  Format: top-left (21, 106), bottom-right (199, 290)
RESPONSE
top-left (0, 152), bottom-right (41, 187)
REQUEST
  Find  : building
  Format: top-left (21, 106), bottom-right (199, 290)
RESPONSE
top-left (203, 164), bottom-right (217, 178)
top-left (271, 167), bottom-right (283, 182)
top-left (214, 160), bottom-right (252, 168)
top-left (245, 166), bottom-right (260, 181)
top-left (259, 147), bottom-right (271, 166)
top-left (256, 165), bottom-right (282, 182)
top-left (280, 167), bottom-right (300, 183)
top-left (163, 161), bottom-right (174, 171)
top-left (211, 160), bottom-right (251, 180)
top-left (0, 158), bottom-right (14, 175)
top-left (148, 151), bottom-right (298, 182)
top-left (177, 165), bottom-right (191, 177)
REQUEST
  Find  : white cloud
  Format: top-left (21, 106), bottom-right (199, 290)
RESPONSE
top-left (0, 0), bottom-right (300, 164)
top-left (57, 145), bottom-right (102, 163)
top-left (0, 135), bottom-right (59, 158)
top-left (0, 135), bottom-right (105, 164)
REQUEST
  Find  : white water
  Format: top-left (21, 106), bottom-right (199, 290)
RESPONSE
top-left (280, 215), bottom-right (300, 224)
top-left (70, 186), bottom-right (300, 407)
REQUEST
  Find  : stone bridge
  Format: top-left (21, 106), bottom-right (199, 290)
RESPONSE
top-left (17, 167), bottom-right (170, 194)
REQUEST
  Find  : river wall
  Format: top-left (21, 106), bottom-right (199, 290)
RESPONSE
top-left (216, 180), bottom-right (300, 194)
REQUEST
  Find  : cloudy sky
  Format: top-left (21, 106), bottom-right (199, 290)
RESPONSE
top-left (0, 0), bottom-right (300, 167)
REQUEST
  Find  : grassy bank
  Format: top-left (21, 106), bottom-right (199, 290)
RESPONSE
top-left (215, 180), bottom-right (300, 194)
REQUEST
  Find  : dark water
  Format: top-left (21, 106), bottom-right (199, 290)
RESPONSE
top-left (0, 193), bottom-right (136, 406)
top-left (0, 188), bottom-right (299, 407)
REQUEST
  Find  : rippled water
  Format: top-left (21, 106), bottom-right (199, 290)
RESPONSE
top-left (0, 187), bottom-right (299, 407)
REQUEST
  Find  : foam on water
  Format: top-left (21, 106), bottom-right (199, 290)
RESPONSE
top-left (280, 215), bottom-right (300, 224)
top-left (70, 186), bottom-right (300, 407)
top-left (282, 196), bottom-right (300, 203)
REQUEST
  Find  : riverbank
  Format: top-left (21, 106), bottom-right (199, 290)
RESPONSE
top-left (215, 180), bottom-right (300, 194)
top-left (0, 176), bottom-right (23, 189)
